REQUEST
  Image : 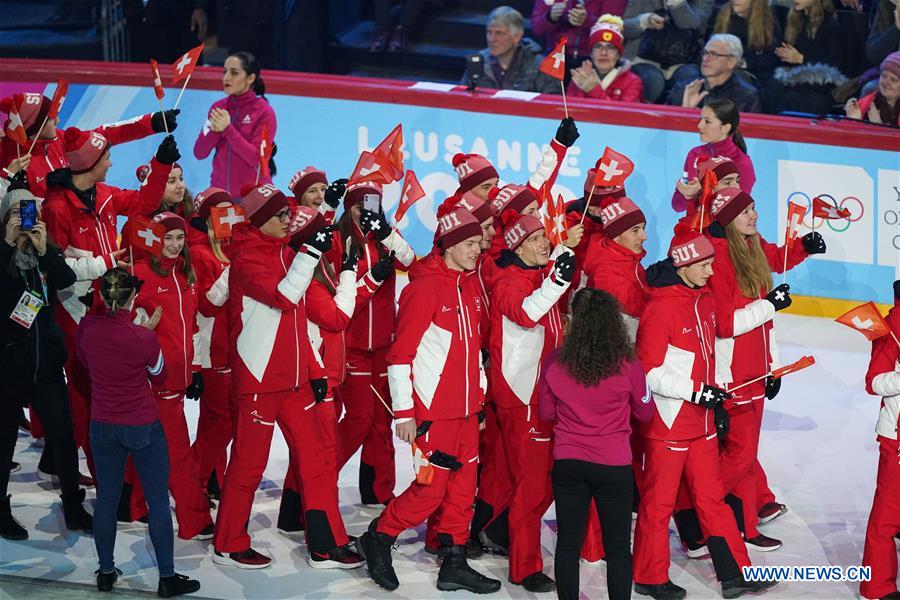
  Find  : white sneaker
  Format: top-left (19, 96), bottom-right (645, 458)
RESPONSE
top-left (686, 545), bottom-right (710, 559)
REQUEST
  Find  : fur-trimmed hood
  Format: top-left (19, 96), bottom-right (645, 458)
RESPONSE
top-left (774, 63), bottom-right (847, 88)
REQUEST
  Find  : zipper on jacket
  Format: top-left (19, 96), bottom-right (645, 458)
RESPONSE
top-left (456, 279), bottom-right (470, 417)
top-left (363, 239), bottom-right (373, 351)
top-left (173, 270), bottom-right (189, 387)
top-left (693, 294), bottom-right (712, 437)
top-left (280, 252), bottom-right (301, 388)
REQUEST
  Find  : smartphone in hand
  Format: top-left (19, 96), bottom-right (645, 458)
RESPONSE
top-left (19, 199), bottom-right (37, 231)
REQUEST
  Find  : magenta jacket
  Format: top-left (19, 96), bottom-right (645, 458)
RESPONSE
top-left (538, 350), bottom-right (653, 466)
top-left (671, 136), bottom-right (755, 212)
top-left (193, 90), bottom-right (277, 197)
top-left (531, 0), bottom-right (627, 60)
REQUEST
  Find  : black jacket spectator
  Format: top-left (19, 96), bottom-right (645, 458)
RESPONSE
top-left (790, 13), bottom-right (843, 67)
top-left (668, 73), bottom-right (763, 112)
top-left (865, 0), bottom-right (900, 66)
top-left (713, 2), bottom-right (783, 81)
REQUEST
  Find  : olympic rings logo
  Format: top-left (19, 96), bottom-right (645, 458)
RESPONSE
top-left (785, 191), bottom-right (864, 233)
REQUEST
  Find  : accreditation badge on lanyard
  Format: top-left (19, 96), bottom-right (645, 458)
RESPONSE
top-left (10, 289), bottom-right (44, 329)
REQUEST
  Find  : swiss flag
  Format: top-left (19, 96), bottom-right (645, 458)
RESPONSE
top-left (412, 442), bottom-right (434, 486)
top-left (593, 147), bottom-right (634, 188)
top-left (5, 96), bottom-right (27, 147)
top-left (171, 43), bottom-right (204, 85)
top-left (783, 201), bottom-right (806, 249)
top-left (348, 151), bottom-right (385, 185)
top-left (835, 302), bottom-right (891, 341)
top-left (771, 355), bottom-right (815, 380)
top-left (540, 37), bottom-right (567, 80)
top-left (393, 170), bottom-right (425, 223)
top-left (150, 60), bottom-right (165, 100)
top-left (812, 196), bottom-right (850, 220)
top-left (372, 123), bottom-right (404, 183)
top-left (127, 216), bottom-right (166, 257)
top-left (210, 204), bottom-right (246, 239)
top-left (259, 123), bottom-right (273, 179)
top-left (540, 184), bottom-right (567, 246)
top-left (48, 80), bottom-right (69, 120)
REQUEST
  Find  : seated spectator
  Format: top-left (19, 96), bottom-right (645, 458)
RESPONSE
top-left (865, 0), bottom-right (900, 67)
top-left (668, 34), bottom-right (763, 112)
top-left (845, 51), bottom-right (900, 126)
top-left (368, 0), bottom-right (427, 53)
top-left (622, 0), bottom-right (716, 103)
top-left (531, 0), bottom-right (628, 64)
top-left (461, 6), bottom-right (560, 94)
top-left (713, 0), bottom-right (783, 83)
top-left (567, 15), bottom-right (644, 102)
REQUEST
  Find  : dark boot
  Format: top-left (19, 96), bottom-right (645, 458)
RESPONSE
top-left (721, 575), bottom-right (777, 598)
top-left (634, 580), bottom-right (687, 599)
top-left (157, 573), bottom-right (201, 597)
top-left (0, 495), bottom-right (27, 540)
top-left (61, 488), bottom-right (93, 534)
top-left (436, 545), bottom-right (501, 594)
top-left (357, 518), bottom-right (399, 591)
top-left (96, 567), bottom-right (121, 592)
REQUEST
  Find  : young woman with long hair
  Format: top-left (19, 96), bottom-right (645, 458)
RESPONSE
top-left (778, 0), bottom-right (842, 68)
top-left (539, 288), bottom-right (653, 600)
top-left (713, 0), bottom-right (782, 81)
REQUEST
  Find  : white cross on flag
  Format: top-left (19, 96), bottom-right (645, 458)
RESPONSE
top-left (171, 43), bottom-right (204, 85)
top-left (48, 79), bottom-right (68, 120)
top-left (593, 147), bottom-right (634, 188)
top-left (835, 301), bottom-right (891, 342)
top-left (210, 205), bottom-right (246, 239)
top-left (539, 37), bottom-right (568, 80)
top-left (127, 216), bottom-right (166, 257)
top-left (412, 442), bottom-right (434, 485)
top-left (4, 96), bottom-right (27, 146)
top-left (150, 60), bottom-right (165, 100)
top-left (812, 196), bottom-right (851, 220)
top-left (783, 201), bottom-right (806, 249)
top-left (393, 169), bottom-right (425, 224)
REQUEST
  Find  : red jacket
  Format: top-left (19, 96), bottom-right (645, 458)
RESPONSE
top-left (387, 255), bottom-right (485, 421)
top-left (636, 260), bottom-right (717, 441)
top-left (865, 304), bottom-right (900, 441)
top-left (192, 242), bottom-right (231, 370)
top-left (707, 234), bottom-right (807, 400)
top-left (489, 248), bottom-right (574, 410)
top-left (671, 136), bottom-right (756, 213)
top-left (133, 257), bottom-right (198, 393)
top-left (43, 159), bottom-right (171, 335)
top-left (565, 67), bottom-right (644, 103)
top-left (226, 225), bottom-right (324, 395)
top-left (531, 0), bottom-right (627, 60)
top-left (0, 114), bottom-right (157, 199)
top-left (582, 236), bottom-right (649, 322)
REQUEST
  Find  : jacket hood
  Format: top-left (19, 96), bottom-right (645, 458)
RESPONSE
top-left (645, 258), bottom-right (705, 299)
top-left (227, 223), bottom-right (286, 259)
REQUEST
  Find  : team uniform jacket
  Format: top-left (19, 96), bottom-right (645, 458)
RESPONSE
top-left (0, 114), bottom-right (157, 199)
top-left (707, 234), bottom-right (807, 400)
top-left (387, 256), bottom-right (486, 422)
top-left (636, 260), bottom-right (717, 441)
top-left (42, 158), bottom-right (171, 333)
top-left (226, 225), bottom-right (324, 395)
top-left (132, 257), bottom-right (197, 392)
top-left (865, 304), bottom-right (900, 441)
top-left (489, 247), bottom-right (574, 411)
top-left (582, 235), bottom-right (649, 338)
top-left (192, 242), bottom-right (230, 370)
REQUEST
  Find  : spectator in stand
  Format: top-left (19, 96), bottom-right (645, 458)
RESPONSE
top-left (567, 15), bottom-right (645, 102)
top-left (123, 0), bottom-right (208, 63)
top-left (865, 0), bottom-right (900, 67)
top-left (622, 0), bottom-right (716, 103)
top-left (462, 6), bottom-right (560, 94)
top-left (368, 0), bottom-right (428, 53)
top-left (713, 0), bottom-right (783, 84)
top-left (668, 35), bottom-right (763, 112)
top-left (531, 0), bottom-right (628, 64)
top-left (845, 51), bottom-right (900, 126)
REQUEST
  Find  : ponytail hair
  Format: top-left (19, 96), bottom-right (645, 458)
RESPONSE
top-left (230, 51), bottom-right (266, 98)
top-left (707, 99), bottom-right (748, 155)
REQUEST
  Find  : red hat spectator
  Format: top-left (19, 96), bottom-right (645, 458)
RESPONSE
top-left (242, 183), bottom-right (289, 228)
top-left (589, 16), bottom-right (625, 54)
top-left (669, 229), bottom-right (716, 268)
top-left (62, 127), bottom-right (109, 174)
top-left (344, 181), bottom-right (382, 211)
top-left (599, 196), bottom-right (646, 239)
top-left (288, 166), bottom-right (328, 197)
top-left (193, 187), bottom-right (232, 220)
top-left (287, 205), bottom-right (325, 246)
top-left (489, 184), bottom-right (537, 216)
top-left (436, 207), bottom-right (483, 249)
top-left (452, 153), bottom-right (499, 194)
top-left (1, 93), bottom-right (50, 138)
top-left (152, 211), bottom-right (187, 232)
top-left (503, 214), bottom-right (543, 250)
top-left (710, 187), bottom-right (753, 226)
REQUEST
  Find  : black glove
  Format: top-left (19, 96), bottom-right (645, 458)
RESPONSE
top-left (359, 208), bottom-right (391, 241)
top-left (324, 178), bottom-right (348, 209)
top-left (304, 223), bottom-right (337, 255)
top-left (555, 117), bottom-right (579, 148)
top-left (151, 109), bottom-right (180, 133)
top-left (714, 403), bottom-right (730, 440)
top-left (370, 252), bottom-right (395, 282)
top-left (553, 252), bottom-right (575, 283)
top-left (765, 376), bottom-right (781, 400)
top-left (801, 231), bottom-right (826, 255)
top-left (185, 372), bottom-right (204, 401)
top-left (155, 135), bottom-right (181, 165)
top-left (341, 245), bottom-right (359, 273)
top-left (7, 170), bottom-right (29, 191)
top-left (765, 283), bottom-right (792, 312)
top-left (691, 383), bottom-right (731, 409)
top-left (429, 450), bottom-right (463, 471)
top-left (310, 378), bottom-right (328, 403)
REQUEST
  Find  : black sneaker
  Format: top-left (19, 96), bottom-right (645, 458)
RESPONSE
top-left (745, 534), bottom-right (782, 552)
top-left (722, 575), bottom-right (777, 598)
top-left (512, 572), bottom-right (556, 593)
top-left (157, 573), bottom-right (201, 597)
top-left (211, 547), bottom-right (271, 569)
top-left (190, 523), bottom-right (214, 541)
top-left (437, 545), bottom-right (500, 594)
top-left (308, 543), bottom-right (365, 569)
top-left (757, 502), bottom-right (788, 525)
top-left (357, 519), bottom-right (399, 591)
top-left (634, 580), bottom-right (688, 600)
top-left (95, 567), bottom-right (122, 592)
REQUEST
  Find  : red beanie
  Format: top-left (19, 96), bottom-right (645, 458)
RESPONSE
top-left (288, 166), bottom-right (328, 197)
top-left (437, 207), bottom-right (483, 249)
top-left (136, 161), bottom-right (182, 183)
top-left (599, 196), bottom-right (646, 239)
top-left (589, 18), bottom-right (625, 54)
top-left (503, 214), bottom-right (544, 251)
top-left (455, 191), bottom-right (493, 224)
top-left (489, 184), bottom-right (537, 217)
top-left (1, 93), bottom-right (50, 138)
top-left (669, 229), bottom-right (715, 268)
top-left (152, 211), bottom-right (186, 233)
top-left (452, 153), bottom-right (499, 194)
top-left (697, 156), bottom-right (739, 182)
top-left (710, 187), bottom-right (753, 227)
top-left (344, 181), bottom-right (382, 212)
top-left (242, 183), bottom-right (289, 228)
top-left (193, 187), bottom-right (232, 219)
top-left (63, 127), bottom-right (109, 174)
top-left (288, 206), bottom-right (326, 246)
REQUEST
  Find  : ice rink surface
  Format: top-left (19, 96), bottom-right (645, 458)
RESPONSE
top-left (2, 313), bottom-right (895, 599)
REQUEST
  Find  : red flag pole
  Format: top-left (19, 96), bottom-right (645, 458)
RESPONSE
top-left (174, 72), bottom-right (193, 111)
top-left (579, 184), bottom-right (595, 226)
top-left (727, 372), bottom-right (771, 393)
top-left (255, 162), bottom-right (261, 186)
top-left (560, 80), bottom-right (569, 120)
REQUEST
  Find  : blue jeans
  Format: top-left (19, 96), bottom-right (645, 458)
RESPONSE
top-left (89, 420), bottom-right (174, 577)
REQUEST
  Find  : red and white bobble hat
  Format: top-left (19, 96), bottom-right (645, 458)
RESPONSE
top-left (344, 181), bottom-right (383, 212)
top-left (488, 184), bottom-right (537, 217)
top-left (697, 156), bottom-right (739, 181)
top-left (455, 191), bottom-right (493, 224)
top-left (598, 196), bottom-right (646, 239)
top-left (669, 229), bottom-right (716, 268)
top-left (288, 166), bottom-right (328, 197)
top-left (62, 127), bottom-right (109, 174)
top-left (710, 187), bottom-right (753, 227)
top-left (152, 211), bottom-right (187, 233)
top-left (288, 205), bottom-right (325, 246)
top-left (1, 93), bottom-right (50, 137)
top-left (452, 153), bottom-right (499, 194)
top-left (503, 214), bottom-right (544, 251)
top-left (241, 183), bottom-right (289, 228)
top-left (193, 187), bottom-right (232, 220)
top-left (436, 207), bottom-right (483, 249)
top-left (589, 14), bottom-right (625, 54)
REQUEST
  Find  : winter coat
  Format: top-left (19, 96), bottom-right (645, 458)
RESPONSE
top-left (566, 63), bottom-right (645, 102)
top-left (713, 8), bottom-right (783, 80)
top-left (462, 39), bottom-right (561, 95)
top-left (581, 236), bottom-right (649, 338)
top-left (784, 14), bottom-right (843, 69)
top-left (622, 0), bottom-right (716, 60)
top-left (386, 254), bottom-right (486, 422)
top-left (671, 136), bottom-right (756, 213)
top-left (635, 259), bottom-right (718, 441)
top-left (193, 90), bottom-right (277, 197)
top-left (192, 242), bottom-right (230, 370)
top-left (865, 304), bottom-right (900, 441)
top-left (668, 72), bottom-right (762, 113)
top-left (532, 0), bottom-right (628, 60)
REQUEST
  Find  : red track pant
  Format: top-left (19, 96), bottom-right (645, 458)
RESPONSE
top-left (191, 367), bottom-right (234, 490)
top-left (125, 392), bottom-right (212, 539)
top-left (860, 435), bottom-right (900, 599)
top-left (633, 435), bottom-right (750, 585)
top-left (337, 347), bottom-right (395, 504)
top-left (213, 388), bottom-right (349, 554)
top-left (377, 417), bottom-right (479, 545)
top-left (718, 397), bottom-right (765, 538)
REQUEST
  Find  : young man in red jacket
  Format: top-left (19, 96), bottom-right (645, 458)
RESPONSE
top-left (212, 184), bottom-right (362, 571)
top-left (358, 208), bottom-right (500, 594)
top-left (859, 281), bottom-right (900, 600)
top-left (633, 228), bottom-right (775, 600)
